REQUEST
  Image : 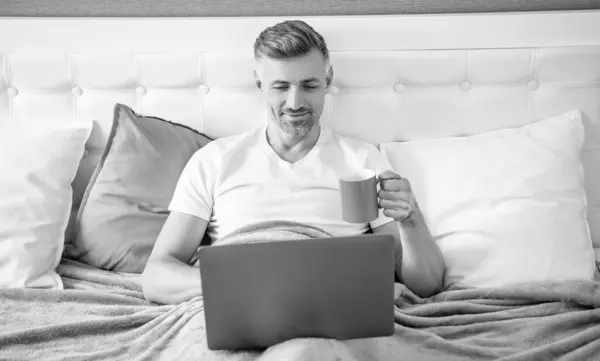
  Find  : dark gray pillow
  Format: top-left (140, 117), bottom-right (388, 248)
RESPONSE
top-left (66, 103), bottom-right (213, 273)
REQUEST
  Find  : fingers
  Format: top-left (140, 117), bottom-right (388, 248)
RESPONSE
top-left (376, 169), bottom-right (402, 181)
top-left (378, 189), bottom-right (412, 202)
top-left (378, 198), bottom-right (411, 210)
top-left (378, 188), bottom-right (418, 223)
top-left (379, 178), bottom-right (411, 193)
top-left (382, 208), bottom-right (412, 221)
top-left (377, 171), bottom-right (411, 192)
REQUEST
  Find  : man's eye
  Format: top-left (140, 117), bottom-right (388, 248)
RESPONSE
top-left (273, 86), bottom-right (288, 91)
top-left (304, 85), bottom-right (319, 90)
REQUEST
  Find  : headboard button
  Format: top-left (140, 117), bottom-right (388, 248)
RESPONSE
top-left (72, 86), bottom-right (82, 96)
top-left (393, 84), bottom-right (405, 93)
top-left (528, 80), bottom-right (539, 90)
top-left (198, 85), bottom-right (210, 94)
top-left (460, 81), bottom-right (471, 91)
top-left (6, 87), bottom-right (18, 96)
top-left (136, 86), bottom-right (147, 96)
top-left (328, 85), bottom-right (339, 95)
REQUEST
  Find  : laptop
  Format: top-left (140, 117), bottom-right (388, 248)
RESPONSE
top-left (198, 233), bottom-right (396, 351)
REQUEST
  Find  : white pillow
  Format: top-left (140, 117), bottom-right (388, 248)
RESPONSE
top-left (0, 120), bottom-right (92, 289)
top-left (380, 110), bottom-right (595, 288)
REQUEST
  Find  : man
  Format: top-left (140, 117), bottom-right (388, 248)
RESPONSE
top-left (141, 20), bottom-right (445, 305)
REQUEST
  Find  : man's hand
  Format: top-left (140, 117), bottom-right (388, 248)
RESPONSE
top-left (376, 169), bottom-right (421, 223)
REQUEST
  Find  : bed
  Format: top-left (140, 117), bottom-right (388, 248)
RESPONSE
top-left (1, 9), bottom-right (600, 360)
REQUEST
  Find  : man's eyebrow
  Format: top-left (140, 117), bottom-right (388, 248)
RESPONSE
top-left (301, 77), bottom-right (321, 83)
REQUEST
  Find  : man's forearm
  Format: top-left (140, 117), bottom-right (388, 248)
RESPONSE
top-left (396, 215), bottom-right (445, 298)
top-left (142, 258), bottom-right (203, 305)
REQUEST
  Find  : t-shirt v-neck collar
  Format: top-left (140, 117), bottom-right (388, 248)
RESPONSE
top-left (260, 126), bottom-right (326, 168)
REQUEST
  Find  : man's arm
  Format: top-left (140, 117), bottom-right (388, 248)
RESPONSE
top-left (141, 211), bottom-right (208, 305)
top-left (373, 216), bottom-right (445, 298)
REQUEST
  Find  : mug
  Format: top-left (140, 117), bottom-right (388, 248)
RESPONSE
top-left (339, 169), bottom-right (379, 223)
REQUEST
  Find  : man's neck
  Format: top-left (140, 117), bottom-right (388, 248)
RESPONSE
top-left (266, 124), bottom-right (321, 164)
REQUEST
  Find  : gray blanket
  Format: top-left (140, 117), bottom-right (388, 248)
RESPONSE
top-left (1, 221), bottom-right (600, 361)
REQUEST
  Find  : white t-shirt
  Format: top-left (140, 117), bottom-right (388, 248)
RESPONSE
top-left (169, 125), bottom-right (396, 243)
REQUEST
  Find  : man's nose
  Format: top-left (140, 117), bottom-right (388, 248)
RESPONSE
top-left (286, 89), bottom-right (303, 111)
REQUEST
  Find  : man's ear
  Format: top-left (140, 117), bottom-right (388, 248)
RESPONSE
top-left (254, 71), bottom-right (262, 90)
top-left (325, 66), bottom-right (334, 88)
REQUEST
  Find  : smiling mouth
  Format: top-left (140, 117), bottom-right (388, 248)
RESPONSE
top-left (284, 112), bottom-right (308, 118)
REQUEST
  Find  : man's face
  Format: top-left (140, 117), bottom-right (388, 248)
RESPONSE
top-left (255, 50), bottom-right (330, 137)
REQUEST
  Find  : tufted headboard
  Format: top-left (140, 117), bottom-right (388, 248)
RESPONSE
top-left (1, 10), bottom-right (600, 258)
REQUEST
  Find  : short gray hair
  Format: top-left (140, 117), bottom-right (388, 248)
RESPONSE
top-left (254, 20), bottom-right (329, 63)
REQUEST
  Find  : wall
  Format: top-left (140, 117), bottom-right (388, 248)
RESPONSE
top-left (1, 0), bottom-right (600, 17)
